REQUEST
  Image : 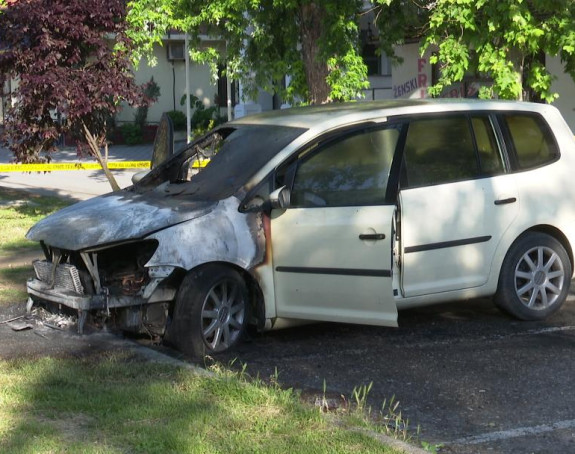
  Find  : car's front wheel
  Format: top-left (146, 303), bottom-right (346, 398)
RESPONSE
top-left (166, 264), bottom-right (250, 357)
top-left (494, 232), bottom-right (571, 320)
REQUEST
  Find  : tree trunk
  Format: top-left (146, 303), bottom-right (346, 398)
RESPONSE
top-left (298, 2), bottom-right (331, 104)
top-left (82, 123), bottom-right (121, 192)
top-left (509, 48), bottom-right (524, 101)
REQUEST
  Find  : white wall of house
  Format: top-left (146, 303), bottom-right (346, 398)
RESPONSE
top-left (548, 55), bottom-right (575, 132)
top-left (116, 43), bottom-right (217, 125)
top-left (391, 43), bottom-right (434, 100)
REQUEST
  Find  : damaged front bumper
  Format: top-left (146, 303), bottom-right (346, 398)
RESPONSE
top-left (27, 256), bottom-right (177, 333)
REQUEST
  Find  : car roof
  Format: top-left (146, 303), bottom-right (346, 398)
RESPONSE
top-left (230, 99), bottom-right (555, 130)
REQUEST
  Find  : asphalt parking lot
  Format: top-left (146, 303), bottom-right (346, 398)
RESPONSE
top-left (213, 292), bottom-right (575, 453)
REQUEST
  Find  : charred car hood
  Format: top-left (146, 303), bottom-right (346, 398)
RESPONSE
top-left (26, 189), bottom-right (216, 251)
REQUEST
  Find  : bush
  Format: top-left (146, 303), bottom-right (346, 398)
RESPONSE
top-left (135, 77), bottom-right (161, 130)
top-left (180, 94), bottom-right (227, 131)
top-left (166, 110), bottom-right (186, 131)
top-left (120, 123), bottom-right (143, 145)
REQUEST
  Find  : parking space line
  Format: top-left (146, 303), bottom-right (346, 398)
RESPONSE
top-left (447, 419), bottom-right (575, 445)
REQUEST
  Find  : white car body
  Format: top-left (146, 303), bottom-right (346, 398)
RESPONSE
top-left (26, 100), bottom-right (575, 355)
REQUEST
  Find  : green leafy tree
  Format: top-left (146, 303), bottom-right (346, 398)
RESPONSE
top-left (127, 0), bottom-right (369, 105)
top-left (422, 0), bottom-right (575, 101)
top-left (370, 0), bottom-right (431, 64)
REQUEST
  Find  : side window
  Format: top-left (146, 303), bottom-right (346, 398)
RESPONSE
top-left (472, 116), bottom-right (505, 175)
top-left (403, 116), bottom-right (479, 188)
top-left (289, 127), bottom-right (400, 207)
top-left (502, 114), bottom-right (559, 170)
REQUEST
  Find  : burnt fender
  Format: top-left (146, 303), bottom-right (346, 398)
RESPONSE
top-left (145, 197), bottom-right (265, 271)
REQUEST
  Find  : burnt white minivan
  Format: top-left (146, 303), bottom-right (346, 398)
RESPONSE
top-left (26, 100), bottom-right (575, 356)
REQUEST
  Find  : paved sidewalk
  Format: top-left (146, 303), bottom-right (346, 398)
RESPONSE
top-left (0, 144), bottom-right (154, 200)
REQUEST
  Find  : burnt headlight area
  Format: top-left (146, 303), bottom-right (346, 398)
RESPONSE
top-left (94, 241), bottom-right (159, 296)
top-left (36, 240), bottom-right (159, 297)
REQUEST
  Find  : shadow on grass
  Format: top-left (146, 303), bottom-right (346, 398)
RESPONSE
top-left (0, 353), bottom-right (223, 453)
top-left (0, 187), bottom-right (72, 215)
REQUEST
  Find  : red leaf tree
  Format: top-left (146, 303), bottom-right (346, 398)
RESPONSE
top-left (0, 0), bottom-right (143, 191)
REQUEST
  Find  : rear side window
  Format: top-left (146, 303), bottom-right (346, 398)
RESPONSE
top-left (502, 114), bottom-right (559, 170)
top-left (402, 114), bottom-right (504, 188)
top-left (472, 116), bottom-right (505, 175)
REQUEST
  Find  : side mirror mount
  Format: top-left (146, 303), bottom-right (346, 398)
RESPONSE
top-left (269, 185), bottom-right (290, 210)
top-left (131, 170), bottom-right (149, 185)
top-left (150, 113), bottom-right (175, 170)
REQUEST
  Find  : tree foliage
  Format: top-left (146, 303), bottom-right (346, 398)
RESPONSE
top-left (0, 0), bottom-right (144, 190)
top-left (370, 0), bottom-right (431, 64)
top-left (422, 0), bottom-right (575, 101)
top-left (127, 0), bottom-right (369, 105)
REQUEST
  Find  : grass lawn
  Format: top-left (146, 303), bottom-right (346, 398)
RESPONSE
top-left (0, 186), bottom-right (415, 454)
top-left (0, 353), bottom-right (408, 453)
top-left (0, 187), bottom-right (70, 253)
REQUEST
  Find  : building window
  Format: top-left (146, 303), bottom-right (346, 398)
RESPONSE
top-left (362, 44), bottom-right (392, 77)
top-left (216, 65), bottom-right (237, 108)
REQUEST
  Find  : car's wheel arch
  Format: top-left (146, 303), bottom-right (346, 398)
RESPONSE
top-left (523, 225), bottom-right (574, 271)
top-left (492, 227), bottom-right (573, 320)
top-left (169, 261), bottom-right (266, 331)
top-left (491, 224), bottom-right (574, 291)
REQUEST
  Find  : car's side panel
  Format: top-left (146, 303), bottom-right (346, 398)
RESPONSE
top-left (399, 175), bottom-right (519, 296)
top-left (396, 107), bottom-right (575, 307)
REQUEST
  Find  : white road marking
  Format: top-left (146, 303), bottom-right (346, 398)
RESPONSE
top-left (447, 419), bottom-right (575, 445)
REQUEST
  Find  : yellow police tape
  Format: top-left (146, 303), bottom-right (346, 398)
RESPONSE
top-left (0, 159), bottom-right (210, 172)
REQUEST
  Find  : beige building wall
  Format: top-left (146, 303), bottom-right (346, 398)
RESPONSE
top-left (122, 40), bottom-right (575, 131)
top-left (391, 43), bottom-right (434, 100)
top-left (116, 44), bottom-right (217, 125)
top-left (548, 55), bottom-right (575, 132)
top-left (390, 43), bottom-right (575, 131)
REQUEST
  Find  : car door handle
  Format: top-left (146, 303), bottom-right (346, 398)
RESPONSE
top-left (494, 197), bottom-right (517, 206)
top-left (359, 233), bottom-right (386, 240)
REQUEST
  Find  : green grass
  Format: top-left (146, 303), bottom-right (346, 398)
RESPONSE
top-left (0, 188), bottom-right (70, 252)
top-left (0, 353), bottom-right (405, 454)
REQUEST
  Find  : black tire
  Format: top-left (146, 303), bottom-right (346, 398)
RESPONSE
top-left (494, 232), bottom-right (571, 321)
top-left (166, 264), bottom-right (250, 357)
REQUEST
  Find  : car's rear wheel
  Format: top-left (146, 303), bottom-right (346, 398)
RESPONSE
top-left (495, 232), bottom-right (571, 320)
top-left (166, 264), bottom-right (250, 357)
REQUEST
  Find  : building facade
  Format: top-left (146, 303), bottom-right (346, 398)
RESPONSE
top-left (120, 39), bottom-right (575, 132)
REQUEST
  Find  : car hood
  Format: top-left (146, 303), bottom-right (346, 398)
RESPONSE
top-left (26, 188), bottom-right (216, 251)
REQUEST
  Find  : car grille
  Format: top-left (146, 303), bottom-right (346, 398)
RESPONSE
top-left (33, 260), bottom-right (85, 295)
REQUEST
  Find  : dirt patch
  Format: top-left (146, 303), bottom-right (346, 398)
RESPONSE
top-left (0, 249), bottom-right (42, 268)
top-left (0, 301), bottom-right (133, 361)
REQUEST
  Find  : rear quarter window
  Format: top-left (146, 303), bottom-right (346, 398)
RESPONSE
top-left (501, 114), bottom-right (559, 170)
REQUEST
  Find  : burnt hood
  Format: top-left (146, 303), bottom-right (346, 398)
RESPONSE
top-left (26, 189), bottom-right (216, 251)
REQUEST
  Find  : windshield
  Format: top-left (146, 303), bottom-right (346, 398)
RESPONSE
top-left (135, 123), bottom-right (307, 200)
